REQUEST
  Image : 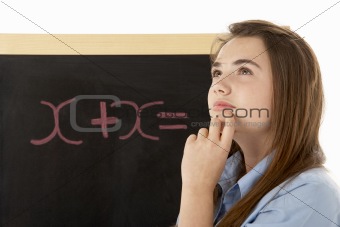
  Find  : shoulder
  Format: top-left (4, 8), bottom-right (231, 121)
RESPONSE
top-left (270, 167), bottom-right (340, 209)
top-left (278, 167), bottom-right (340, 202)
top-left (243, 167), bottom-right (340, 226)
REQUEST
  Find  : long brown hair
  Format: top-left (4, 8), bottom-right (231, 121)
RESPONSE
top-left (211, 20), bottom-right (326, 226)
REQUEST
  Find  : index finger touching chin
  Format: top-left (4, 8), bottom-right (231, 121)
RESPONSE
top-left (208, 116), bottom-right (223, 141)
top-left (220, 117), bottom-right (235, 150)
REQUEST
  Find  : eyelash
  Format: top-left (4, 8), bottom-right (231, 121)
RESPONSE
top-left (211, 67), bottom-right (253, 79)
top-left (238, 67), bottom-right (253, 76)
top-left (211, 69), bottom-right (222, 78)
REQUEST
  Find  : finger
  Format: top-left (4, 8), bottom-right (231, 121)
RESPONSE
top-left (220, 116), bottom-right (235, 150)
top-left (197, 128), bottom-right (208, 139)
top-left (208, 116), bottom-right (223, 141)
top-left (186, 134), bottom-right (197, 143)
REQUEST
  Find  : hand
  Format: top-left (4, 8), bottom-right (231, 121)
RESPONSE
top-left (181, 115), bottom-right (235, 193)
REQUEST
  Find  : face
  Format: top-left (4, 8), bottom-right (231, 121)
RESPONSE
top-left (208, 36), bottom-right (273, 135)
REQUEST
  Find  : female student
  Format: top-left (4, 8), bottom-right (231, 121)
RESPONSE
top-left (177, 20), bottom-right (340, 226)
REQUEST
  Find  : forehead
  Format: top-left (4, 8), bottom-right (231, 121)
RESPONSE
top-left (215, 36), bottom-right (270, 66)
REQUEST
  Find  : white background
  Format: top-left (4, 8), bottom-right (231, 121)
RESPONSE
top-left (1, 0), bottom-right (339, 182)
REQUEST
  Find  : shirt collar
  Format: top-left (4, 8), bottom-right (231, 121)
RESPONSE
top-left (217, 150), bottom-right (275, 197)
top-left (238, 151), bottom-right (274, 197)
top-left (217, 151), bottom-right (243, 193)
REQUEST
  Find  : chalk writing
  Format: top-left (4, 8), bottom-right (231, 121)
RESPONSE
top-left (30, 97), bottom-right (189, 145)
top-left (30, 99), bottom-right (83, 145)
top-left (91, 101), bottom-right (119, 138)
top-left (157, 111), bottom-right (188, 130)
top-left (110, 100), bottom-right (164, 140)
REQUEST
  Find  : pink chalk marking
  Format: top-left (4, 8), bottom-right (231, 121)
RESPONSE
top-left (111, 100), bottom-right (164, 140)
top-left (156, 112), bottom-right (188, 118)
top-left (91, 101), bottom-right (118, 138)
top-left (30, 99), bottom-right (83, 145)
top-left (159, 125), bottom-right (188, 130)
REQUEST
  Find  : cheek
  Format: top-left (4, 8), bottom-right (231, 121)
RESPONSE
top-left (257, 91), bottom-right (273, 113)
top-left (207, 89), bottom-right (214, 107)
top-left (246, 85), bottom-right (272, 109)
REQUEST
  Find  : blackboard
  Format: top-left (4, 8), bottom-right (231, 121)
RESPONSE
top-left (0, 34), bottom-right (215, 227)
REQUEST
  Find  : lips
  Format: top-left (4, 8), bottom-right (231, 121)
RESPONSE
top-left (212, 100), bottom-right (236, 111)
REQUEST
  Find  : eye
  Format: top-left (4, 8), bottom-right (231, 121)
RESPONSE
top-left (237, 67), bottom-right (253, 76)
top-left (211, 69), bottom-right (222, 79)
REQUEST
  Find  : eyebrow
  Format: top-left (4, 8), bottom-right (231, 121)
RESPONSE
top-left (233, 59), bottom-right (261, 69)
top-left (212, 59), bottom-right (261, 70)
top-left (212, 61), bottom-right (222, 68)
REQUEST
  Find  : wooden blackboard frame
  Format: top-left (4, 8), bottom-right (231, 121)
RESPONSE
top-left (0, 34), bottom-right (216, 55)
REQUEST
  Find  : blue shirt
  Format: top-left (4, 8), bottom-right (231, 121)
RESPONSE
top-left (214, 151), bottom-right (340, 227)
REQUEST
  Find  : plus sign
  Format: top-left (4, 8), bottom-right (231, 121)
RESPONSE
top-left (91, 101), bottom-right (118, 138)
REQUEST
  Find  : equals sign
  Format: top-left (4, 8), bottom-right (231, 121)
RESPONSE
top-left (157, 112), bottom-right (188, 130)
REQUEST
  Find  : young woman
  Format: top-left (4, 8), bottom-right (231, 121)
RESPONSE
top-left (177, 20), bottom-right (340, 226)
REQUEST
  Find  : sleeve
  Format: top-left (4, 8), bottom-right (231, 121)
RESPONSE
top-left (244, 182), bottom-right (340, 227)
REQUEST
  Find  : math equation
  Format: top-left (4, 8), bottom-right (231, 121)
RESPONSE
top-left (30, 95), bottom-right (189, 145)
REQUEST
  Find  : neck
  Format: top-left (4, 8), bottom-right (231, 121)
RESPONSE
top-left (234, 132), bottom-right (272, 173)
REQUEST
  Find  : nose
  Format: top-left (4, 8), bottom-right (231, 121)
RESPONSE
top-left (212, 79), bottom-right (231, 95)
